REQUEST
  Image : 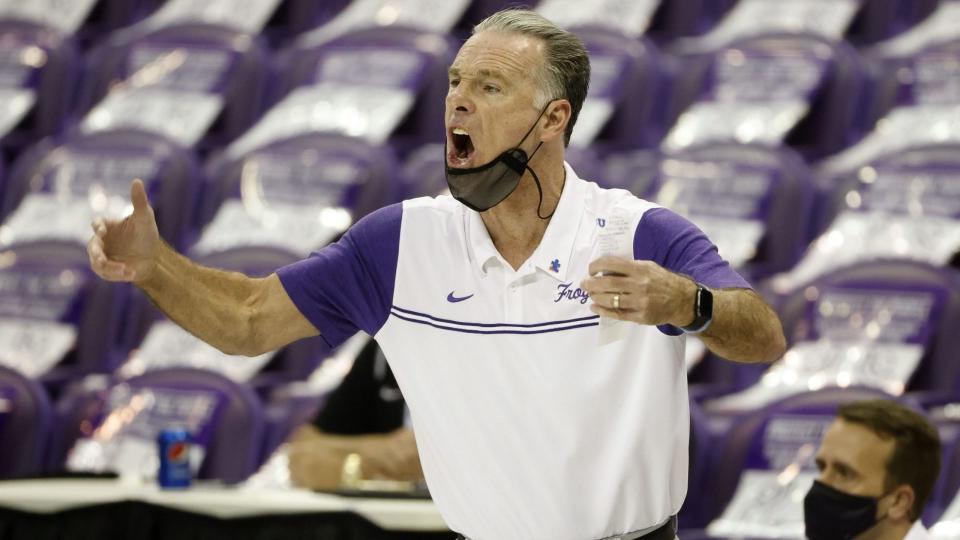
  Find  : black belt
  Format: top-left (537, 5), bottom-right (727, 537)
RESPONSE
top-left (455, 514), bottom-right (678, 540)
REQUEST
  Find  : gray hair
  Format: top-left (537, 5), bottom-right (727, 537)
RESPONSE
top-left (473, 9), bottom-right (590, 146)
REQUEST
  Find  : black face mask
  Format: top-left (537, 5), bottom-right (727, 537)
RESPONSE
top-left (804, 480), bottom-right (886, 540)
top-left (444, 104), bottom-right (555, 218)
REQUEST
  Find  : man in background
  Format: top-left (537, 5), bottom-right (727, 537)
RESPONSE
top-left (805, 399), bottom-right (941, 540)
top-left (286, 339), bottom-right (422, 490)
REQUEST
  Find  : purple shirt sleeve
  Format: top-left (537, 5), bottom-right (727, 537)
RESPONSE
top-left (633, 207), bottom-right (752, 336)
top-left (276, 204), bottom-right (402, 348)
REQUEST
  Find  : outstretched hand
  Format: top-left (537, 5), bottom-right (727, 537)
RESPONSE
top-left (87, 179), bottom-right (160, 283)
top-left (580, 256), bottom-right (696, 328)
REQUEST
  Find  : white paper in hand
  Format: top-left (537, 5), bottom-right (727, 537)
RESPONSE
top-left (592, 206), bottom-right (636, 345)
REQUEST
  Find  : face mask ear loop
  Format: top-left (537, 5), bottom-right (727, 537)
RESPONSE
top-left (523, 101), bottom-right (561, 220)
top-left (530, 167), bottom-right (552, 220)
top-left (524, 141), bottom-right (559, 220)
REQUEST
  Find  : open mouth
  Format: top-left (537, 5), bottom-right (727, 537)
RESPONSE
top-left (447, 128), bottom-right (476, 168)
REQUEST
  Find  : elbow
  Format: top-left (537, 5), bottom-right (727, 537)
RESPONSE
top-left (762, 328), bottom-right (788, 363)
top-left (753, 320), bottom-right (787, 364)
top-left (236, 307), bottom-right (270, 357)
top-left (729, 322), bottom-right (786, 364)
top-left (228, 296), bottom-right (270, 357)
top-left (214, 330), bottom-right (263, 357)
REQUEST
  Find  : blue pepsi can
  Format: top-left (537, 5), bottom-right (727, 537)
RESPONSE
top-left (158, 429), bottom-right (192, 489)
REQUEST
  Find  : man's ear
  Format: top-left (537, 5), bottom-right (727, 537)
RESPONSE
top-left (539, 99), bottom-right (572, 143)
top-left (883, 485), bottom-right (916, 523)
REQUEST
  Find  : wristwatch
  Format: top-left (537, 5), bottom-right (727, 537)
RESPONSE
top-left (681, 283), bottom-right (713, 334)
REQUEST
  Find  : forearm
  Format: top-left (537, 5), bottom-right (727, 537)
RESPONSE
top-left (137, 241), bottom-right (263, 356)
top-left (287, 426), bottom-right (424, 488)
top-left (698, 288), bottom-right (787, 363)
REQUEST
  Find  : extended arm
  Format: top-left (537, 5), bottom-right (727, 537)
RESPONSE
top-left (697, 287), bottom-right (785, 362)
top-left (87, 180), bottom-right (317, 356)
top-left (582, 257), bottom-right (786, 363)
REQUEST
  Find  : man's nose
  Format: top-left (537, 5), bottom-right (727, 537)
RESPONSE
top-left (446, 87), bottom-right (474, 114)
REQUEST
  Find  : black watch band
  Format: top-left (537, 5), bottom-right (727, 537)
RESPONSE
top-left (681, 283), bottom-right (713, 334)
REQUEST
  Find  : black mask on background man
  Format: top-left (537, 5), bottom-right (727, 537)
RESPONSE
top-left (804, 480), bottom-right (890, 540)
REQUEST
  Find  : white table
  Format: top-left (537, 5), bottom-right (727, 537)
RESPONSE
top-left (0, 478), bottom-right (448, 532)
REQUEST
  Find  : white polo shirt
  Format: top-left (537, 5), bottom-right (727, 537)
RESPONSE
top-left (279, 163), bottom-right (750, 540)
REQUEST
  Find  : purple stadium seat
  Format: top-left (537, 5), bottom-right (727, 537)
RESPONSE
top-left (869, 1), bottom-right (960, 61)
top-left (283, 0), bottom-right (351, 41)
top-left (133, 368), bottom-right (266, 482)
top-left (531, 0), bottom-right (736, 40)
top-left (0, 242), bottom-right (129, 385)
top-left (779, 144), bottom-right (960, 292)
top-left (0, 365), bottom-right (52, 478)
top-left (826, 36), bottom-right (960, 175)
top-left (664, 32), bottom-right (868, 161)
top-left (0, 0), bottom-right (154, 46)
top-left (865, 36), bottom-right (960, 143)
top-left (776, 260), bottom-right (960, 395)
top-left (200, 132), bottom-right (397, 259)
top-left (652, 0), bottom-right (738, 40)
top-left (1, 130), bottom-right (200, 250)
top-left (602, 148), bottom-right (661, 196)
top-left (294, 0), bottom-right (471, 49)
top-left (462, 0), bottom-right (521, 27)
top-left (709, 260), bottom-right (960, 411)
top-left (0, 20), bottom-right (78, 160)
top-left (112, 0), bottom-right (339, 48)
top-left (67, 368), bottom-right (265, 483)
top-left (699, 387), bottom-right (893, 531)
top-left (652, 143), bottom-right (812, 279)
top-left (677, 0), bottom-right (893, 52)
top-left (599, 143), bottom-right (812, 280)
top-left (535, 0), bottom-right (664, 38)
top-left (846, 0), bottom-right (941, 45)
top-left (76, 23), bottom-right (269, 153)
top-left (46, 373), bottom-right (109, 473)
top-left (258, 27), bottom-right (454, 155)
top-left (398, 143), bottom-right (446, 200)
top-left (568, 28), bottom-right (666, 151)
